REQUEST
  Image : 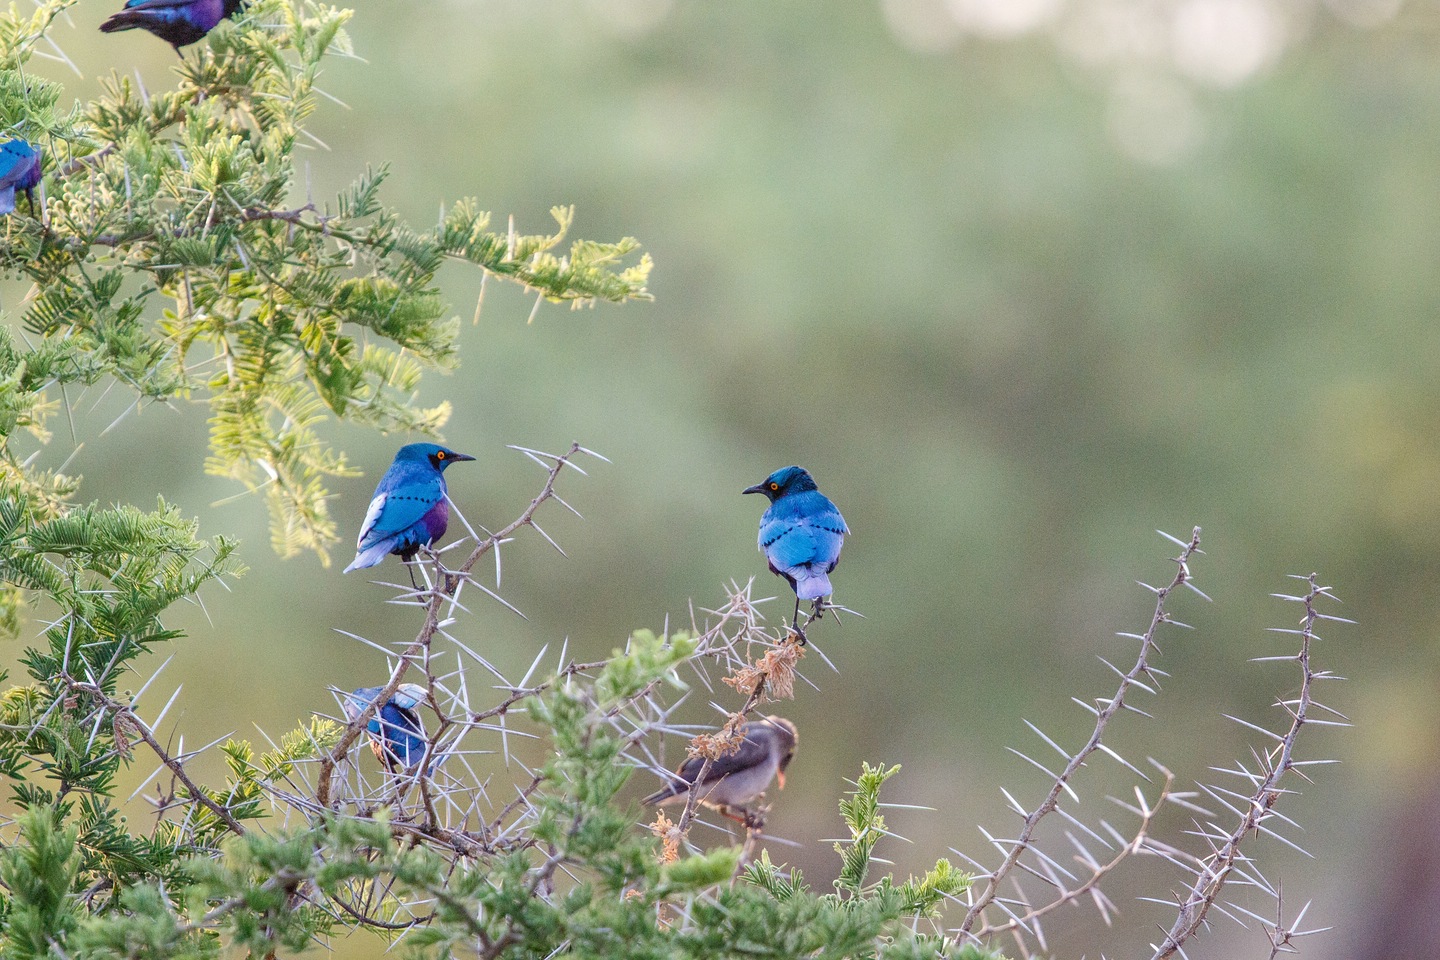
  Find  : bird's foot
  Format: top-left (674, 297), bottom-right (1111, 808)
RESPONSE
top-left (718, 804), bottom-right (767, 831)
top-left (787, 623), bottom-right (808, 647)
top-left (740, 801), bottom-right (771, 831)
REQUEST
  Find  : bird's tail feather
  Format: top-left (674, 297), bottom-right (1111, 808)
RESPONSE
top-left (794, 570), bottom-right (832, 601)
top-left (343, 541), bottom-right (390, 573)
top-left (98, 11), bottom-right (144, 32)
top-left (642, 781), bottom-right (689, 806)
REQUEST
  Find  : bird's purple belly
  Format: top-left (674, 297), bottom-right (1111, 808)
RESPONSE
top-left (421, 498), bottom-right (449, 544)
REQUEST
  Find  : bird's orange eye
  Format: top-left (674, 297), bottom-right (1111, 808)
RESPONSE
top-left (769, 482), bottom-right (779, 491)
top-left (436, 451), bottom-right (446, 459)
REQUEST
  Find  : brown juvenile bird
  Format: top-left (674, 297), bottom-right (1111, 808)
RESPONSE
top-left (643, 716), bottom-right (798, 817)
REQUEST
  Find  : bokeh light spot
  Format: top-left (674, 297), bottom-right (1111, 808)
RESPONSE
top-left (1171, 0), bottom-right (1284, 87)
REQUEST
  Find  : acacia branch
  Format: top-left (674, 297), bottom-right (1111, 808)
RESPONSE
top-left (468, 658), bottom-right (610, 725)
top-left (959, 527), bottom-right (1204, 937)
top-left (971, 769), bottom-right (1177, 940)
top-left (1151, 574), bottom-right (1343, 959)
top-left (78, 202), bottom-right (341, 249)
top-left (60, 677), bottom-right (247, 836)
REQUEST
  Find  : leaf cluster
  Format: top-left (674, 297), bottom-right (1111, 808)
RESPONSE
top-left (0, 0), bottom-right (651, 561)
top-left (0, 629), bottom-right (996, 960)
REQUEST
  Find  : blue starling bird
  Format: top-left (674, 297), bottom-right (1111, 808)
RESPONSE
top-left (342, 683), bottom-right (429, 774)
top-left (743, 466), bottom-right (848, 628)
top-left (99, 0), bottom-right (244, 55)
top-left (643, 716), bottom-right (798, 821)
top-left (0, 140), bottom-right (41, 217)
top-left (344, 443), bottom-right (476, 576)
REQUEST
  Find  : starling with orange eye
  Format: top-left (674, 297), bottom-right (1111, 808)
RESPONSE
top-left (345, 443), bottom-right (475, 575)
top-left (743, 466), bottom-right (848, 628)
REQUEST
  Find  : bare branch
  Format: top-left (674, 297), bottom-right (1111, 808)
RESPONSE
top-left (958, 527), bottom-right (1205, 938)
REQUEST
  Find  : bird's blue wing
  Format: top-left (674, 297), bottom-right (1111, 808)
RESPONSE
top-left (0, 141), bottom-right (36, 191)
top-left (391, 683), bottom-right (427, 711)
top-left (355, 475), bottom-right (443, 549)
top-left (759, 513), bottom-right (820, 569)
top-left (760, 493), bottom-right (847, 569)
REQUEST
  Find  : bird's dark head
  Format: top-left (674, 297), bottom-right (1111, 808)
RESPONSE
top-left (760, 715), bottom-right (799, 788)
top-left (742, 465), bottom-right (816, 502)
top-left (396, 442), bottom-right (476, 472)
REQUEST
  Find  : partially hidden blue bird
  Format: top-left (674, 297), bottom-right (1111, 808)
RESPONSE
top-left (0, 140), bottom-right (41, 217)
top-left (643, 716), bottom-right (798, 821)
top-left (99, 0), bottom-right (244, 55)
top-left (344, 443), bottom-right (476, 575)
top-left (342, 683), bottom-right (430, 774)
top-left (743, 466), bottom-right (848, 627)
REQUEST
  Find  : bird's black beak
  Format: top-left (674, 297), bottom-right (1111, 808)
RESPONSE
top-left (450, 453), bottom-right (477, 462)
top-left (741, 483), bottom-right (766, 496)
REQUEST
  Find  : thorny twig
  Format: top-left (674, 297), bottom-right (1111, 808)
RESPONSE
top-left (58, 676), bottom-right (248, 836)
top-left (1149, 574), bottom-right (1348, 959)
top-left (968, 768), bottom-right (1178, 941)
top-left (958, 527), bottom-right (1206, 940)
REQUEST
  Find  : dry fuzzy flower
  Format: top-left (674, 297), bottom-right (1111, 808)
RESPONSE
top-left (112, 716), bottom-right (135, 760)
top-left (686, 718), bottom-right (746, 761)
top-left (723, 636), bottom-right (804, 702)
top-left (649, 811), bottom-right (681, 865)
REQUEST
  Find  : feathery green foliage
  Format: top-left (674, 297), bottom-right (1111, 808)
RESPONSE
top-left (43, 644), bottom-right (982, 960)
top-left (737, 764), bottom-right (973, 952)
top-left (0, 807), bottom-right (84, 960)
top-left (0, 0), bottom-right (651, 562)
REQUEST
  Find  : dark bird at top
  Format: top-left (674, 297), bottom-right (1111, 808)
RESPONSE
top-left (0, 140), bottom-right (41, 217)
top-left (743, 466), bottom-right (848, 627)
top-left (643, 715), bottom-right (799, 821)
top-left (344, 443), bottom-right (476, 575)
top-left (99, 0), bottom-right (245, 55)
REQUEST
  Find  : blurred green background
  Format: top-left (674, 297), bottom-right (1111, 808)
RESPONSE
top-left (10, 0), bottom-right (1440, 954)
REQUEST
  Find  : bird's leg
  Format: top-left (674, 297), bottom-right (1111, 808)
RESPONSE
top-left (788, 595), bottom-right (808, 645)
top-left (717, 804), bottom-right (752, 827)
